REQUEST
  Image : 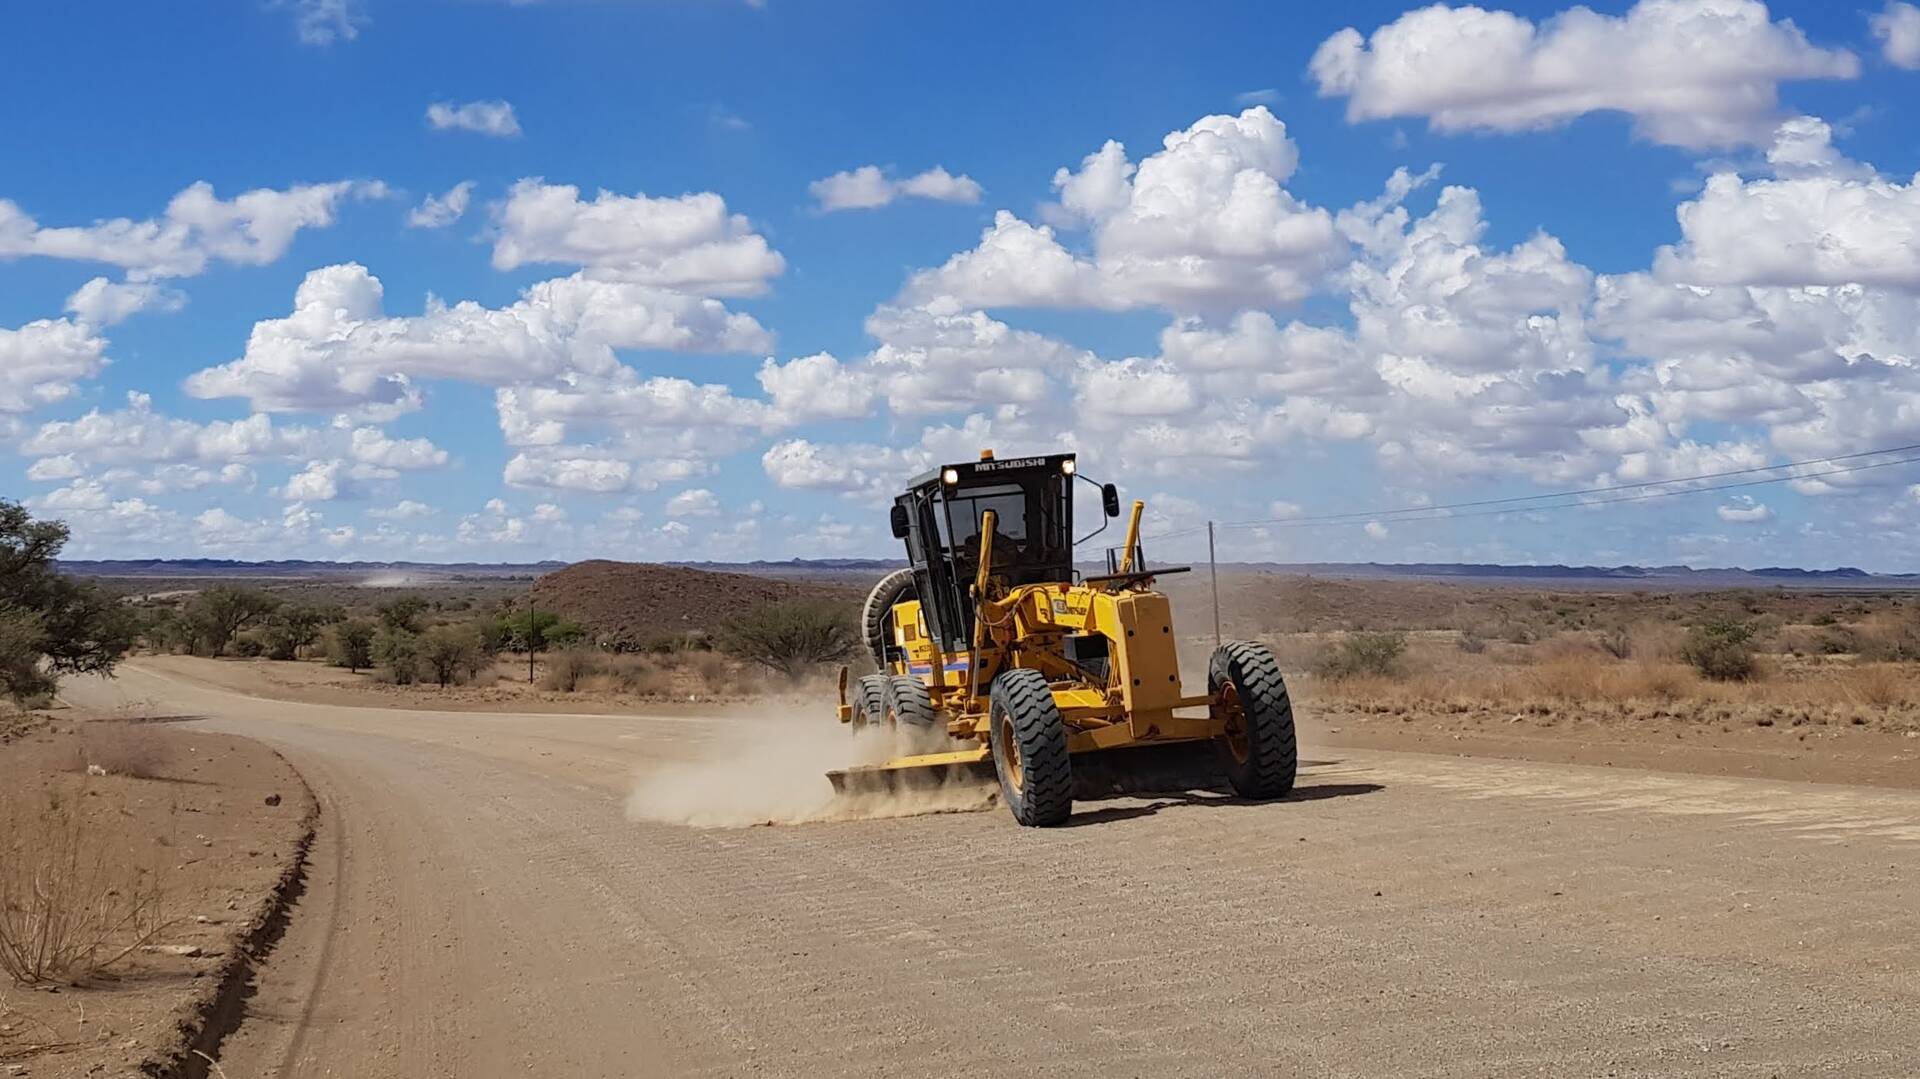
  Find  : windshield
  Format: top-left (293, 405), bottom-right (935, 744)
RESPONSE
top-left (936, 483), bottom-right (1029, 558)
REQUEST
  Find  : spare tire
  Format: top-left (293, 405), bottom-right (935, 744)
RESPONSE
top-left (861, 568), bottom-right (917, 671)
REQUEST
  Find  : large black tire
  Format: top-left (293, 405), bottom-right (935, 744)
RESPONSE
top-left (885, 675), bottom-right (938, 730)
top-left (1208, 641), bottom-right (1298, 799)
top-left (861, 568), bottom-right (917, 671)
top-left (853, 674), bottom-right (890, 730)
top-left (988, 668), bottom-right (1072, 827)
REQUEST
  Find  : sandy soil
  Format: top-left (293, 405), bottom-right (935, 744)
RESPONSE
top-left (0, 712), bottom-right (311, 1077)
top-left (50, 659), bottom-right (1920, 1077)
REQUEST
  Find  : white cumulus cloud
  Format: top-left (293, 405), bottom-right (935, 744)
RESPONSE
top-left (1309, 0), bottom-right (1858, 149)
top-left (809, 165), bottom-right (983, 212)
top-left (491, 179), bottom-right (783, 295)
top-left (0, 179), bottom-right (383, 280)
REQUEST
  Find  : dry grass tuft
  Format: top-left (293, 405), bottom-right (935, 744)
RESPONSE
top-left (0, 785), bottom-right (175, 986)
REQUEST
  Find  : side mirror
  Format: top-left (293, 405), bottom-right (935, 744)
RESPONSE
top-left (888, 504), bottom-right (911, 539)
top-left (1101, 483), bottom-right (1120, 519)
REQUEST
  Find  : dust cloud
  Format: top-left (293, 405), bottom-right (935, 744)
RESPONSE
top-left (623, 706), bottom-right (997, 828)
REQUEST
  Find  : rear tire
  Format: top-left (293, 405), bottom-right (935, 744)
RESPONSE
top-left (861, 568), bottom-right (917, 671)
top-left (886, 675), bottom-right (938, 730)
top-left (1208, 641), bottom-right (1298, 799)
top-left (853, 674), bottom-right (889, 730)
top-left (988, 669), bottom-right (1072, 827)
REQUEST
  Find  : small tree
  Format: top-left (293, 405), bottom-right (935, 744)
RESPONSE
top-left (719, 600), bottom-right (856, 679)
top-left (331, 619), bottom-right (376, 673)
top-left (0, 605), bottom-right (53, 705)
top-left (375, 628), bottom-right (421, 685)
top-left (377, 596), bottom-right (430, 634)
top-left (1682, 619), bottom-right (1757, 681)
top-left (420, 626), bottom-right (480, 688)
top-left (276, 605), bottom-right (331, 658)
top-left (186, 586), bottom-right (279, 657)
top-left (0, 501), bottom-right (135, 704)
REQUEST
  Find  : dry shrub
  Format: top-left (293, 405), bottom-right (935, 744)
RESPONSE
top-left (584, 654), bottom-right (669, 696)
top-left (1528, 654), bottom-right (1610, 701)
top-left (1768, 624), bottom-right (1827, 657)
top-left (1627, 622), bottom-right (1685, 662)
top-left (78, 727), bottom-right (170, 780)
top-left (541, 647), bottom-right (604, 692)
top-left (1316, 631), bottom-right (1408, 679)
top-left (1842, 663), bottom-right (1905, 709)
top-left (0, 787), bottom-right (173, 986)
top-left (1535, 632), bottom-right (1604, 662)
top-left (1612, 661), bottom-right (1697, 702)
top-left (687, 652), bottom-right (736, 694)
top-left (1596, 626), bottom-right (1633, 659)
top-left (1853, 613), bottom-right (1920, 661)
top-left (1681, 621), bottom-right (1758, 682)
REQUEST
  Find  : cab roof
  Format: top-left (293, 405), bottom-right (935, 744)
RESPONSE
top-left (904, 452), bottom-right (1076, 493)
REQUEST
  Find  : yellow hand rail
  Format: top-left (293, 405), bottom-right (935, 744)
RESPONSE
top-left (1115, 499), bottom-right (1145, 576)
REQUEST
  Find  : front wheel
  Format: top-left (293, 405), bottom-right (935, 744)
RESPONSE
top-left (886, 675), bottom-right (938, 730)
top-left (1208, 641), bottom-right (1298, 799)
top-left (852, 674), bottom-right (890, 730)
top-left (988, 669), bottom-right (1072, 826)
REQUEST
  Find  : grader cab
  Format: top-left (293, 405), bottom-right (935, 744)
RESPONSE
top-left (831, 450), bottom-right (1298, 827)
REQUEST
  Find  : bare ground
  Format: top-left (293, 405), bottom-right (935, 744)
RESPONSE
top-left (0, 712), bottom-right (312, 1077)
top-left (49, 659), bottom-right (1920, 1077)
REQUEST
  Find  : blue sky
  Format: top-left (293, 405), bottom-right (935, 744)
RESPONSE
top-left (5, 0), bottom-right (1920, 569)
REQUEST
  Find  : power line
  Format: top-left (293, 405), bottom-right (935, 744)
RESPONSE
top-left (1140, 442), bottom-right (1920, 543)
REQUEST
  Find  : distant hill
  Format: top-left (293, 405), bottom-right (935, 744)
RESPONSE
top-left (530, 560), bottom-right (863, 650)
top-left (57, 556), bottom-right (1914, 591)
top-left (58, 558), bottom-right (565, 579)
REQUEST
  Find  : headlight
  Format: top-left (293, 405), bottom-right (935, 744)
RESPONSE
top-left (1061, 459), bottom-right (1076, 475)
top-left (941, 468), bottom-right (959, 485)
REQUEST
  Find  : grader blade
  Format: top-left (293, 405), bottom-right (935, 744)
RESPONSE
top-left (826, 748), bottom-right (995, 796)
top-left (826, 740), bottom-right (1229, 802)
top-left (1066, 740), bottom-right (1229, 800)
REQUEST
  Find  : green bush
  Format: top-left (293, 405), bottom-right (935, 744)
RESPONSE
top-left (231, 635), bottom-right (265, 659)
top-left (0, 502), bottom-right (134, 704)
top-left (491, 608), bottom-right (584, 653)
top-left (330, 620), bottom-right (376, 673)
top-left (1681, 620), bottom-right (1757, 681)
top-left (375, 628), bottom-right (421, 685)
top-left (377, 596), bottom-right (430, 634)
top-left (1316, 631), bottom-right (1408, 679)
top-left (0, 604), bottom-right (54, 706)
top-left (718, 600), bottom-right (856, 678)
top-left (421, 625), bottom-right (481, 688)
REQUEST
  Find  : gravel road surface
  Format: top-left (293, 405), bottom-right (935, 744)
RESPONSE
top-left (64, 662), bottom-right (1920, 1078)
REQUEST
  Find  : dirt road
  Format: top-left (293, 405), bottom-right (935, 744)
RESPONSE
top-left (64, 662), bottom-right (1920, 1077)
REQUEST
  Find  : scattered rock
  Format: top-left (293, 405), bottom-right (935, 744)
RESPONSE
top-left (265, 793), bottom-right (282, 806)
top-left (141, 944), bottom-right (204, 958)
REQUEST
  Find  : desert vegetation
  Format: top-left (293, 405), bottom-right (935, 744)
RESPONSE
top-left (1235, 578), bottom-right (1920, 735)
top-left (0, 500), bottom-right (135, 707)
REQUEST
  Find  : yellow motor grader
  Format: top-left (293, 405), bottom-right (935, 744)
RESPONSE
top-left (830, 450), bottom-right (1297, 826)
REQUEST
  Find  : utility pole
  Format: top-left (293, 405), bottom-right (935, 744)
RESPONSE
top-left (1208, 520), bottom-right (1221, 647)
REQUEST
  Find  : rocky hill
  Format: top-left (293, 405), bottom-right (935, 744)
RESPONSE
top-left (528, 559), bottom-right (867, 650)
